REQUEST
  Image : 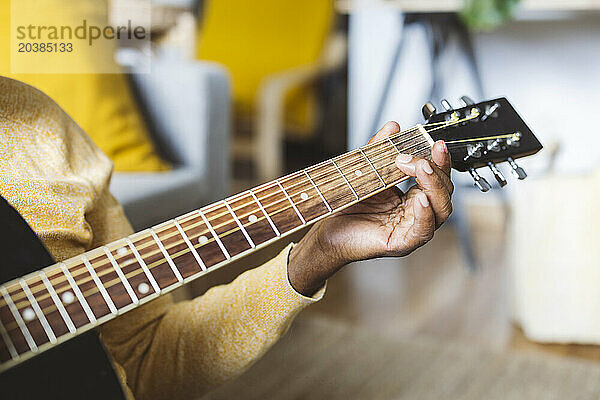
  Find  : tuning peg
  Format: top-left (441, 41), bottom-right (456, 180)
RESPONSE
top-left (481, 102), bottom-right (500, 121)
top-left (469, 168), bottom-right (491, 192)
top-left (441, 99), bottom-right (453, 111)
top-left (487, 162), bottom-right (507, 187)
top-left (460, 96), bottom-right (475, 106)
top-left (422, 102), bottom-right (436, 120)
top-left (507, 157), bottom-right (527, 180)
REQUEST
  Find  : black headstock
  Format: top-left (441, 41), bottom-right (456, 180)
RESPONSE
top-left (423, 97), bottom-right (542, 191)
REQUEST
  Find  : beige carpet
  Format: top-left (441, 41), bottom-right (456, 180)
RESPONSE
top-left (201, 315), bottom-right (600, 399)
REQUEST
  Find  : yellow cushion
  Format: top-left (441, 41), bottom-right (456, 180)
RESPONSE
top-left (0, 0), bottom-right (170, 172)
top-left (196, 0), bottom-right (334, 135)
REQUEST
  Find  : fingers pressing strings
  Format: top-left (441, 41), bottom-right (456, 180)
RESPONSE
top-left (394, 149), bottom-right (453, 228)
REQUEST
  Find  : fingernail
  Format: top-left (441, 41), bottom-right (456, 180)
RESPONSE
top-left (418, 193), bottom-right (429, 207)
top-left (395, 154), bottom-right (412, 164)
top-left (383, 121), bottom-right (398, 131)
top-left (422, 161), bottom-right (434, 175)
top-left (435, 140), bottom-right (447, 153)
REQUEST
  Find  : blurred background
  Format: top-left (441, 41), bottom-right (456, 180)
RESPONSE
top-left (3, 0), bottom-right (600, 397)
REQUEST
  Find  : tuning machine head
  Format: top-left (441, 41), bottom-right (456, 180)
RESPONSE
top-left (460, 95), bottom-right (475, 106)
top-left (441, 98), bottom-right (453, 111)
top-left (487, 162), bottom-right (507, 187)
top-left (507, 157), bottom-right (527, 180)
top-left (422, 102), bottom-right (437, 121)
top-left (469, 168), bottom-right (491, 192)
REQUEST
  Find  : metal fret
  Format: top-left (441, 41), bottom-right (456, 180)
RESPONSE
top-left (276, 180), bottom-right (306, 224)
top-left (60, 263), bottom-right (96, 324)
top-left (224, 201), bottom-right (255, 248)
top-left (0, 318), bottom-right (18, 359)
top-left (103, 247), bottom-right (139, 304)
top-left (359, 148), bottom-right (385, 186)
top-left (0, 286), bottom-right (37, 352)
top-left (20, 279), bottom-right (56, 343)
top-left (41, 271), bottom-right (76, 333)
top-left (150, 229), bottom-right (184, 283)
top-left (126, 239), bottom-right (161, 294)
top-left (304, 170), bottom-right (333, 211)
top-left (249, 190), bottom-right (280, 237)
top-left (330, 160), bottom-right (359, 200)
top-left (198, 210), bottom-right (231, 259)
top-left (173, 220), bottom-right (207, 271)
top-left (82, 256), bottom-right (117, 315)
top-left (388, 137), bottom-right (401, 154)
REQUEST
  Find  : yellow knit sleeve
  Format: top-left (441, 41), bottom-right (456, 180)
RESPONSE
top-left (0, 75), bottom-right (159, 399)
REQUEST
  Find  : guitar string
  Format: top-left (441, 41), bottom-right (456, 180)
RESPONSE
top-left (1, 115), bottom-right (478, 310)
top-left (27, 119), bottom-right (448, 287)
top-left (0, 115), bottom-right (474, 305)
top-left (0, 141), bottom-right (419, 314)
top-left (7, 107), bottom-right (499, 331)
top-left (0, 129), bottom-right (427, 304)
top-left (2, 138), bottom-right (430, 313)
top-left (0, 144), bottom-right (432, 335)
top-left (0, 143), bottom-right (435, 330)
top-left (2, 115), bottom-right (476, 313)
top-left (1, 117), bottom-right (470, 310)
top-left (445, 132), bottom-right (519, 147)
top-left (0, 146), bottom-right (436, 337)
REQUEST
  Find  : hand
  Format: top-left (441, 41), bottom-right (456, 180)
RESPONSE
top-left (288, 121), bottom-right (454, 296)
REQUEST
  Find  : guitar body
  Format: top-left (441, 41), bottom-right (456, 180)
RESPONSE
top-left (0, 196), bottom-right (125, 399)
top-left (1, 332), bottom-right (125, 399)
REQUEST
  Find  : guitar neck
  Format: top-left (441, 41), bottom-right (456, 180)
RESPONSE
top-left (0, 126), bottom-right (434, 371)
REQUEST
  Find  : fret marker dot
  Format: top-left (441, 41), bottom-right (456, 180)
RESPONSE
top-left (355, 170), bottom-right (363, 177)
top-left (137, 283), bottom-right (150, 294)
top-left (300, 192), bottom-right (309, 201)
top-left (22, 307), bottom-right (35, 322)
top-left (122, 259), bottom-right (135, 267)
top-left (248, 214), bottom-right (258, 223)
top-left (198, 235), bottom-right (208, 245)
top-left (117, 247), bottom-right (128, 256)
top-left (61, 291), bottom-right (75, 304)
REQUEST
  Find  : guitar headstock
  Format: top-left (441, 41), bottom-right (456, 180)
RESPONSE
top-left (423, 97), bottom-right (543, 191)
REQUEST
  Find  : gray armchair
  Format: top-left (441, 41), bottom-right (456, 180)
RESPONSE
top-left (110, 57), bottom-right (231, 230)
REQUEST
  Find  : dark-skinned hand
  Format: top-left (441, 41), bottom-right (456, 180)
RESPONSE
top-left (288, 121), bottom-right (454, 296)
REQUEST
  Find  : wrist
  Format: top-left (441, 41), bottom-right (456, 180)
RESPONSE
top-left (287, 223), bottom-right (344, 296)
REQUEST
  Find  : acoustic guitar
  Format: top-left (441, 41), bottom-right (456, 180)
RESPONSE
top-left (0, 97), bottom-right (542, 397)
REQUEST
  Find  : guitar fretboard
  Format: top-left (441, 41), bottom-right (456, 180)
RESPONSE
top-left (0, 127), bottom-right (433, 370)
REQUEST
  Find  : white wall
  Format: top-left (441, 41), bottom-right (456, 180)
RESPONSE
top-left (474, 14), bottom-right (600, 175)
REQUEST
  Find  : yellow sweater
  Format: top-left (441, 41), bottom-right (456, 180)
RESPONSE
top-left (0, 76), bottom-right (324, 399)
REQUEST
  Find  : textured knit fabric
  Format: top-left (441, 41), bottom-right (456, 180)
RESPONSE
top-left (0, 76), bottom-right (325, 399)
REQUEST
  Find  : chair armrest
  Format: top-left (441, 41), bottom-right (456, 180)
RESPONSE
top-left (255, 33), bottom-right (347, 180)
top-left (257, 32), bottom-right (347, 106)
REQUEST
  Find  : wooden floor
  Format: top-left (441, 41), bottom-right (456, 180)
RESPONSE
top-left (302, 201), bottom-right (600, 363)
top-left (203, 315), bottom-right (600, 400)
top-left (184, 199), bottom-right (600, 364)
